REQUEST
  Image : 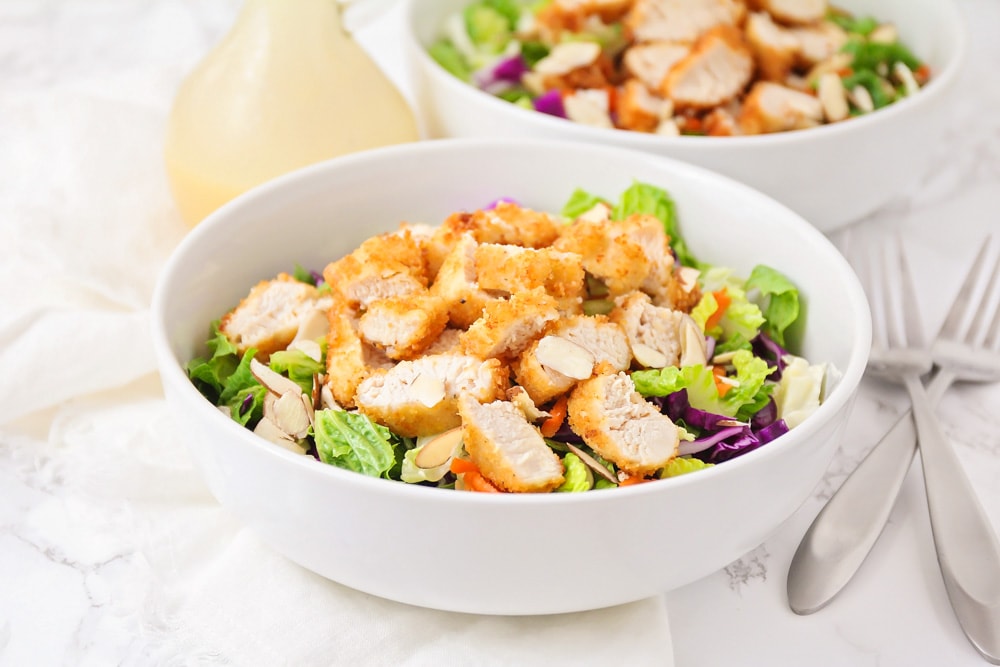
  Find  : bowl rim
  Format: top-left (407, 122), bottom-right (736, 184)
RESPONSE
top-left (402, 0), bottom-right (968, 150)
top-left (151, 137), bottom-right (872, 506)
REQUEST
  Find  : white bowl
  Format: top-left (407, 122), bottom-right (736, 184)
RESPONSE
top-left (404, 0), bottom-right (966, 232)
top-left (152, 138), bottom-right (871, 615)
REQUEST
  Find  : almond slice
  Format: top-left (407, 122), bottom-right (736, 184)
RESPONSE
top-left (295, 308), bottom-right (329, 343)
top-left (272, 391), bottom-right (312, 439)
top-left (414, 427), bottom-right (463, 470)
top-left (534, 41), bottom-right (601, 77)
top-left (678, 316), bottom-right (708, 367)
top-left (250, 358), bottom-right (303, 397)
top-left (632, 343), bottom-right (669, 369)
top-left (535, 335), bottom-right (595, 381)
top-left (253, 417), bottom-right (306, 454)
top-left (565, 442), bottom-right (618, 485)
top-left (677, 266), bottom-right (700, 293)
top-left (506, 386), bottom-right (550, 422)
top-left (288, 339), bottom-right (322, 362)
top-left (818, 72), bottom-right (849, 122)
top-left (320, 382), bottom-right (342, 411)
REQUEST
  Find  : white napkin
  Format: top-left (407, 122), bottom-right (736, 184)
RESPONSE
top-left (0, 2), bottom-right (674, 665)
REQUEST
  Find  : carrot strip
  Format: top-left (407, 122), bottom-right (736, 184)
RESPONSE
top-left (464, 470), bottom-right (501, 493)
top-left (450, 458), bottom-right (479, 475)
top-left (712, 365), bottom-right (732, 397)
top-left (540, 395), bottom-right (569, 438)
top-left (619, 474), bottom-right (650, 486)
top-left (704, 288), bottom-right (731, 331)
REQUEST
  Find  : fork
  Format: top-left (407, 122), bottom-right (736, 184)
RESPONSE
top-left (788, 235), bottom-right (1000, 662)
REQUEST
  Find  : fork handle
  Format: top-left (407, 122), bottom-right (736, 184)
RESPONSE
top-left (904, 373), bottom-right (1000, 663)
top-left (787, 370), bottom-right (955, 615)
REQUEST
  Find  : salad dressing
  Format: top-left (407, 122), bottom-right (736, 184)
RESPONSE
top-left (164, 0), bottom-right (420, 226)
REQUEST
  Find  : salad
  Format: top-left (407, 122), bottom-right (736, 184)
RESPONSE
top-left (188, 182), bottom-right (830, 493)
top-left (429, 0), bottom-right (930, 136)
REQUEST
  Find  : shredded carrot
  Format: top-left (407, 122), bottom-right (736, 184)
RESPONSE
top-left (836, 67), bottom-right (854, 77)
top-left (712, 365), bottom-right (732, 397)
top-left (464, 471), bottom-right (501, 493)
top-left (606, 86), bottom-right (618, 114)
top-left (450, 458), bottom-right (479, 476)
top-left (915, 64), bottom-right (931, 83)
top-left (683, 117), bottom-right (703, 132)
top-left (540, 395), bottom-right (569, 438)
top-left (619, 474), bottom-right (650, 486)
top-left (704, 288), bottom-right (731, 331)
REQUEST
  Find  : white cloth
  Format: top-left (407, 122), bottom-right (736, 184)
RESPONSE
top-left (0, 2), bottom-right (674, 665)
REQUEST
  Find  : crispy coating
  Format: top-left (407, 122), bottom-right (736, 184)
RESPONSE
top-left (617, 79), bottom-right (671, 133)
top-left (323, 230), bottom-right (428, 309)
top-left (747, 0), bottom-right (826, 26)
top-left (355, 354), bottom-right (509, 437)
top-left (460, 288), bottom-right (560, 360)
top-left (474, 243), bottom-right (586, 312)
top-left (358, 293), bottom-right (450, 360)
top-left (325, 296), bottom-right (395, 409)
top-left (738, 81), bottom-right (823, 135)
top-left (745, 11), bottom-right (799, 81)
top-left (219, 273), bottom-right (332, 358)
top-left (567, 372), bottom-right (679, 476)
top-left (459, 396), bottom-right (565, 493)
top-left (623, 42), bottom-right (690, 92)
top-left (429, 233), bottom-right (498, 328)
top-left (610, 292), bottom-right (687, 367)
top-left (554, 219), bottom-right (652, 296)
top-left (625, 0), bottom-right (744, 44)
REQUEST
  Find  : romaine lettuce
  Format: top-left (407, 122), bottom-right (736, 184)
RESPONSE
top-left (269, 348), bottom-right (325, 395)
top-left (745, 265), bottom-right (800, 347)
top-left (556, 452), bottom-right (593, 492)
top-left (313, 410), bottom-right (402, 479)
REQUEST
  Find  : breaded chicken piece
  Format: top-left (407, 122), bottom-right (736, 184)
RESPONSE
top-left (616, 214), bottom-right (677, 305)
top-left (563, 88), bottom-right (615, 129)
top-left (358, 293), bottom-right (450, 360)
top-left (623, 42), bottom-right (690, 92)
top-left (426, 204), bottom-right (561, 277)
top-left (514, 314), bottom-right (632, 405)
top-left (458, 396), bottom-right (565, 493)
top-left (533, 41), bottom-right (612, 92)
top-left (617, 79), bottom-right (673, 133)
top-left (738, 81), bottom-right (823, 134)
top-left (355, 354), bottom-right (509, 437)
top-left (553, 219), bottom-right (652, 296)
top-left (662, 25), bottom-right (754, 110)
top-left (567, 372), bottom-right (679, 476)
top-left (474, 243), bottom-right (586, 312)
top-left (551, 0), bottom-right (633, 23)
top-left (429, 233), bottom-right (497, 328)
top-left (460, 288), bottom-right (560, 360)
top-left (625, 0), bottom-right (744, 44)
top-left (423, 328), bottom-right (463, 355)
top-left (747, 0), bottom-right (826, 26)
top-left (610, 292), bottom-right (687, 368)
top-left (703, 105), bottom-right (741, 136)
top-left (745, 11), bottom-right (799, 81)
top-left (219, 273), bottom-right (333, 358)
top-left (789, 22), bottom-right (847, 66)
top-left (323, 230), bottom-right (428, 309)
top-left (325, 297), bottom-right (395, 409)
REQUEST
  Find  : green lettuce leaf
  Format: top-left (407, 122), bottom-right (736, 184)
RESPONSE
top-left (186, 320), bottom-right (239, 401)
top-left (631, 365), bottom-right (686, 397)
top-left (484, 0), bottom-right (520, 28)
top-left (429, 40), bottom-right (472, 80)
top-left (218, 348), bottom-right (266, 427)
top-left (691, 268), bottom-right (765, 342)
top-left (661, 456), bottom-right (714, 478)
top-left (611, 182), bottom-right (698, 268)
top-left (561, 188), bottom-right (609, 219)
top-left (556, 452), bottom-right (593, 492)
top-left (745, 264), bottom-right (800, 347)
top-left (269, 348), bottom-right (325, 395)
top-left (464, 5), bottom-right (511, 53)
top-left (313, 410), bottom-right (401, 478)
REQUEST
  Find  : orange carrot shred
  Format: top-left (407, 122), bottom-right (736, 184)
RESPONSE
top-left (704, 288), bottom-right (731, 331)
top-left (464, 470), bottom-right (501, 493)
top-left (450, 458), bottom-right (479, 476)
top-left (619, 474), bottom-right (650, 486)
top-left (540, 395), bottom-right (569, 438)
top-left (712, 365), bottom-right (732, 397)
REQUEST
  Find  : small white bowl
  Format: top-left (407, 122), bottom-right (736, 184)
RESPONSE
top-left (152, 138), bottom-right (871, 615)
top-left (404, 0), bottom-right (966, 232)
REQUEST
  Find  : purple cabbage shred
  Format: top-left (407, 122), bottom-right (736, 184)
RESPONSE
top-left (533, 90), bottom-right (566, 118)
top-left (493, 55), bottom-right (528, 82)
top-left (484, 196), bottom-right (521, 210)
top-left (752, 332), bottom-right (789, 380)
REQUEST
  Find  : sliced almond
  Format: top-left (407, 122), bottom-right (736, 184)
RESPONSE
top-left (273, 391), bottom-right (312, 439)
top-left (253, 417), bottom-right (306, 454)
top-left (289, 338), bottom-right (323, 362)
top-left (250, 358), bottom-right (303, 397)
top-left (868, 23), bottom-right (898, 44)
top-left (320, 382), bottom-right (342, 411)
top-left (578, 202), bottom-right (612, 224)
top-left (410, 372), bottom-right (447, 408)
top-left (892, 61), bottom-right (919, 97)
top-left (818, 72), bottom-right (849, 122)
top-left (848, 85), bottom-right (874, 114)
top-left (565, 442), bottom-right (618, 485)
top-left (677, 266), bottom-right (700, 293)
top-left (678, 316), bottom-right (708, 367)
top-left (632, 343), bottom-right (669, 369)
top-left (507, 386), bottom-right (550, 422)
top-left (414, 427), bottom-right (463, 469)
top-left (536, 335), bottom-right (595, 381)
top-left (711, 350), bottom-right (739, 365)
top-left (655, 118), bottom-right (681, 136)
top-left (295, 308), bottom-right (329, 343)
top-left (534, 41), bottom-right (601, 77)
top-left (263, 391), bottom-right (278, 417)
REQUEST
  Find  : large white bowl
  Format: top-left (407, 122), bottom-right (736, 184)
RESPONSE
top-left (404, 0), bottom-right (966, 232)
top-left (152, 138), bottom-right (871, 615)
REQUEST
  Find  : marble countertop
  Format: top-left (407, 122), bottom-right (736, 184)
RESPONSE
top-left (1, 1), bottom-right (998, 665)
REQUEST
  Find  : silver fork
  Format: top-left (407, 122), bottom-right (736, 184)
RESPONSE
top-left (789, 235), bottom-right (1000, 662)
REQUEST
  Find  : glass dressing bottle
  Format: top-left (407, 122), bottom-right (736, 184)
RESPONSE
top-left (164, 0), bottom-right (419, 226)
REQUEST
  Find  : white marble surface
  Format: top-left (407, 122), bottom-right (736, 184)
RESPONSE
top-left (1, 0), bottom-right (999, 665)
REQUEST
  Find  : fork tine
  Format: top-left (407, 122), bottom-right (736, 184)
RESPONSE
top-left (938, 237), bottom-right (998, 343)
top-left (962, 239), bottom-right (1000, 347)
top-left (895, 234), bottom-right (926, 349)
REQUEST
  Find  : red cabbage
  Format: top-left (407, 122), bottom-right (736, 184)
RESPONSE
top-left (756, 419), bottom-right (789, 445)
top-left (484, 197), bottom-right (521, 210)
top-left (534, 90), bottom-right (566, 118)
top-left (493, 55), bottom-right (528, 82)
top-left (753, 332), bottom-right (789, 380)
top-left (750, 397), bottom-right (777, 429)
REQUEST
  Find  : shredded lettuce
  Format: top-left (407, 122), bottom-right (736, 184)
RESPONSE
top-left (745, 265), bottom-right (800, 347)
top-left (464, 4), bottom-right (511, 53)
top-left (556, 452), bottom-right (593, 492)
top-left (775, 356), bottom-right (826, 429)
top-left (269, 348), bottom-right (325, 395)
top-left (661, 456), bottom-right (713, 478)
top-left (828, 13), bottom-right (878, 36)
top-left (692, 270), bottom-right (765, 342)
top-left (217, 349), bottom-right (266, 427)
top-left (400, 434), bottom-right (463, 483)
top-left (841, 38), bottom-right (921, 72)
top-left (313, 410), bottom-right (402, 479)
top-left (186, 321), bottom-right (239, 401)
top-left (429, 40), bottom-right (473, 80)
